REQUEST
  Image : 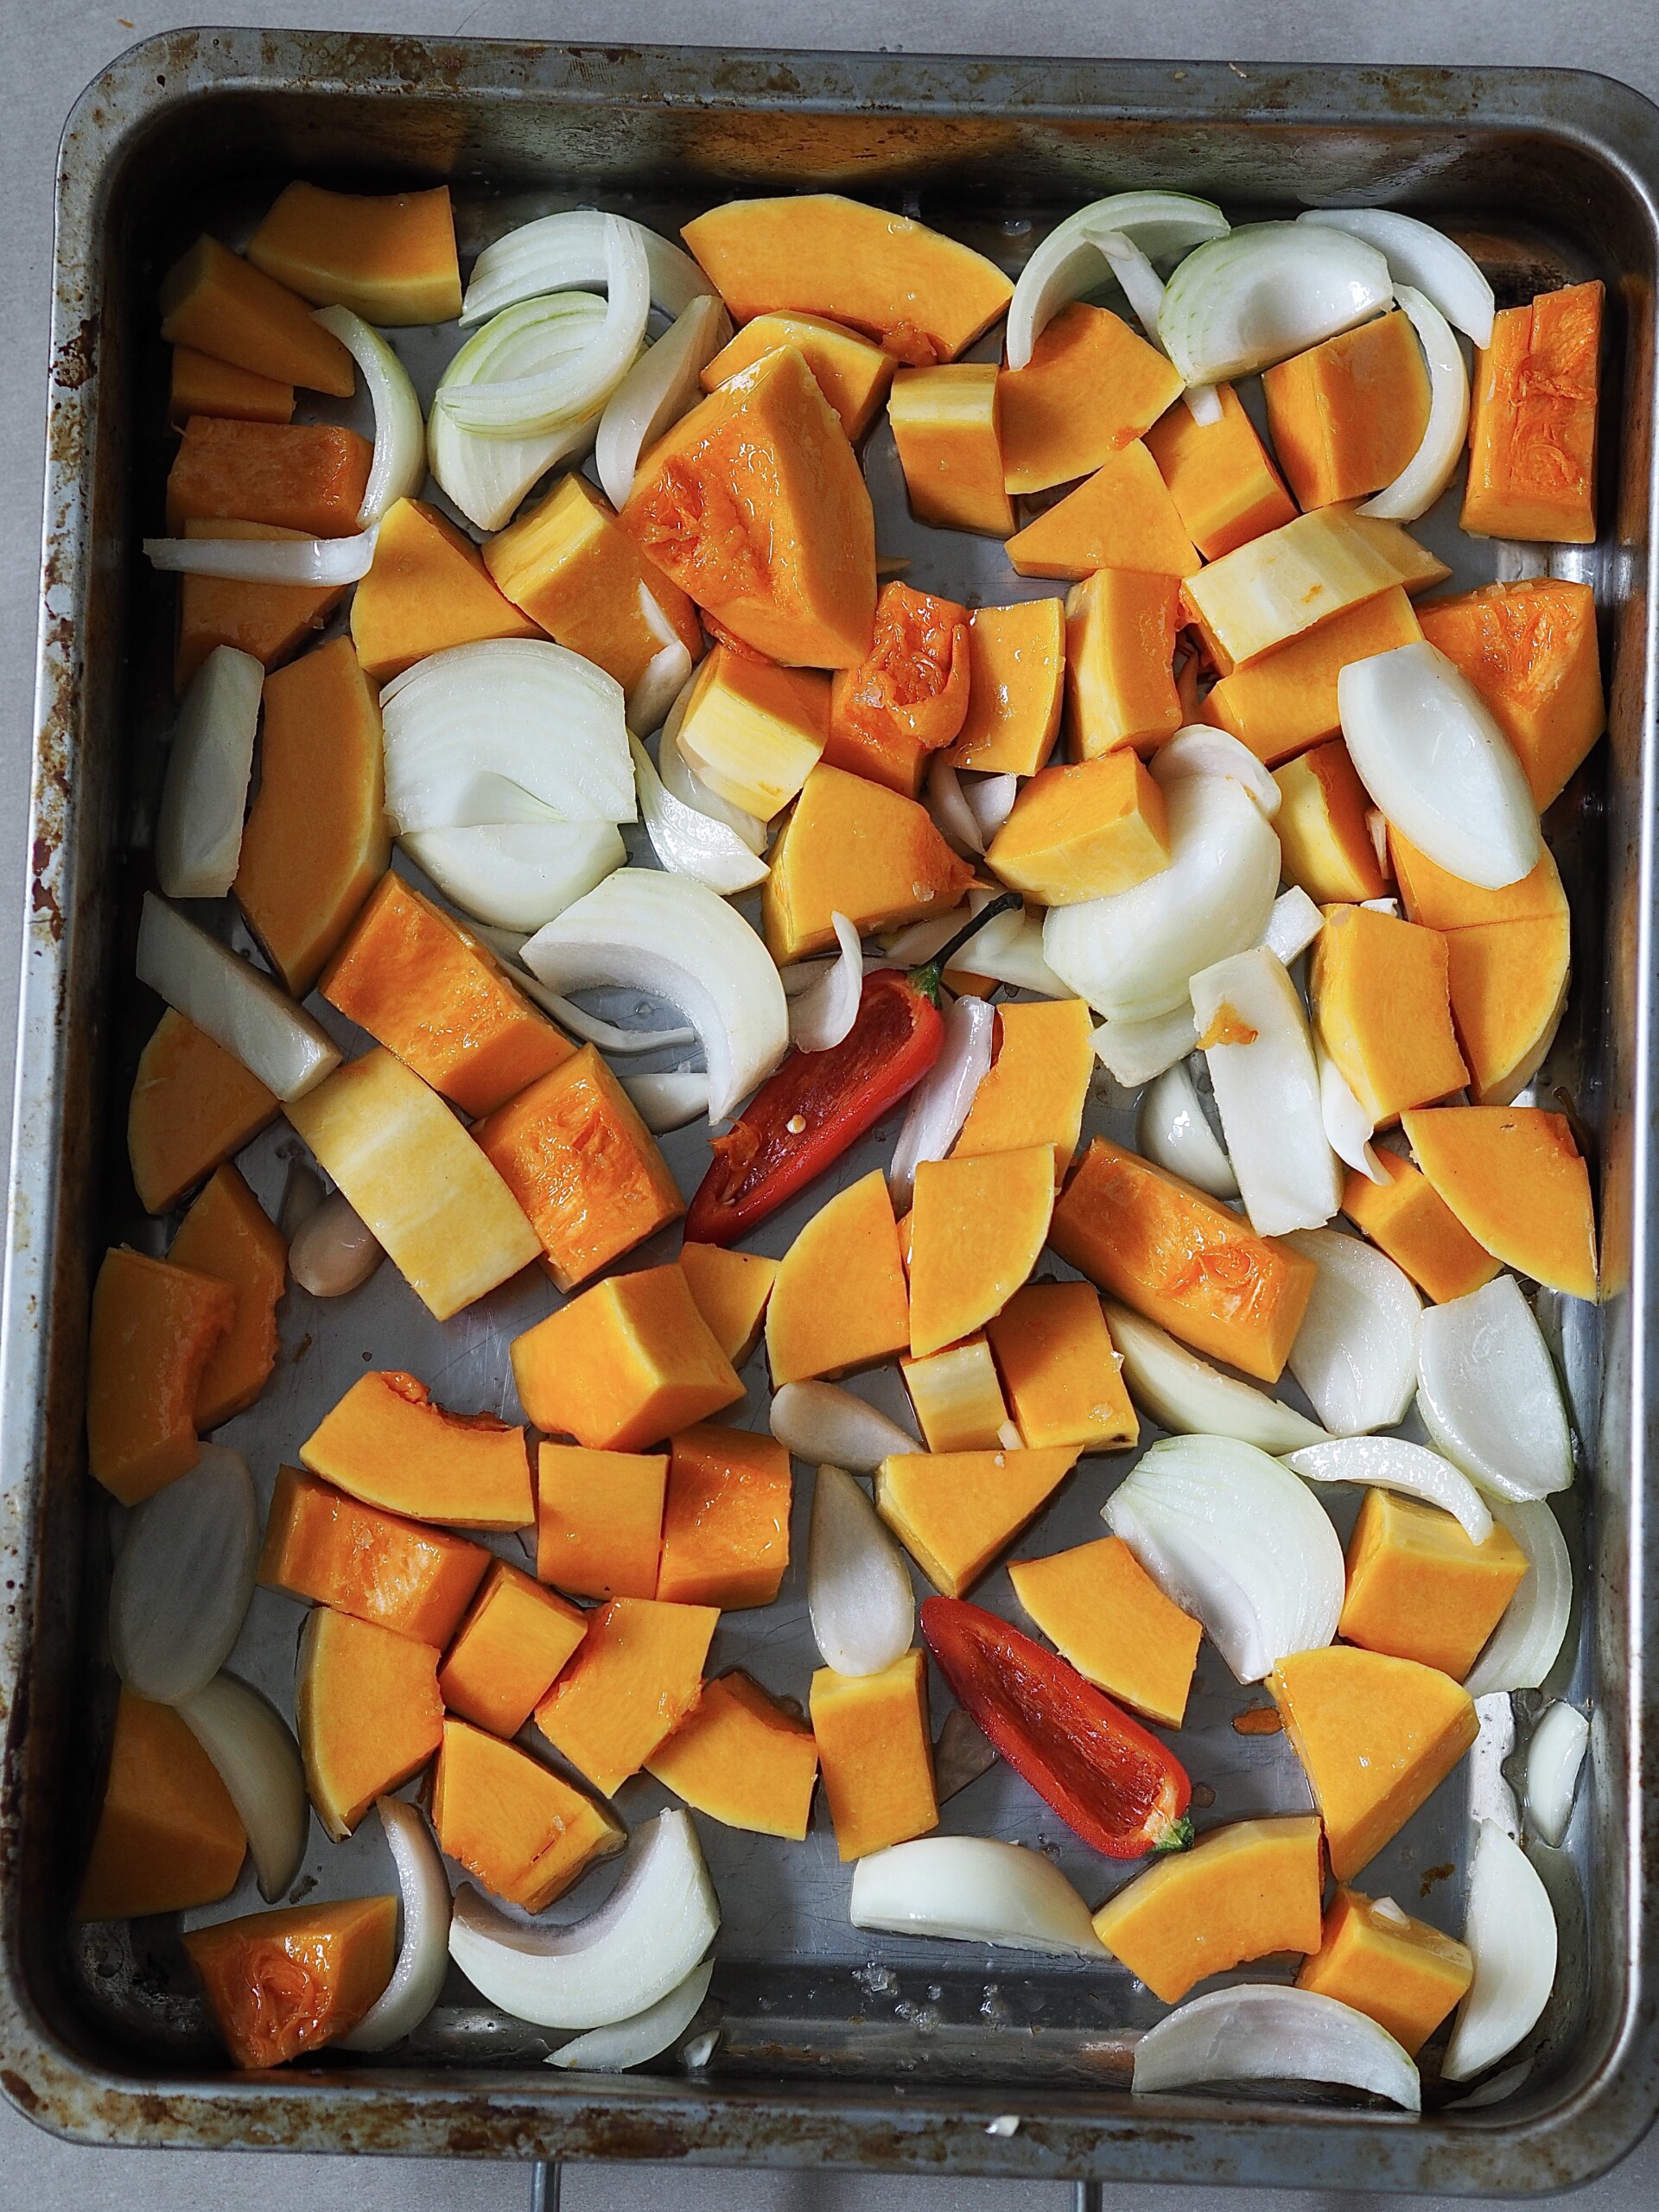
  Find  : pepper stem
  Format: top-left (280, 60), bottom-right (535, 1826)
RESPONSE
top-left (910, 891), bottom-right (1023, 1006)
top-left (1153, 1814), bottom-right (1196, 1854)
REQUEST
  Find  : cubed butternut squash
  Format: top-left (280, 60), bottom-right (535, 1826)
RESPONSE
top-left (246, 181), bottom-right (461, 324)
top-left (1183, 510), bottom-right (1446, 672)
top-left (1090, 1815), bottom-right (1325, 2004)
top-left (1201, 586), bottom-right (1423, 764)
top-left (823, 582), bottom-right (969, 798)
top-left (1295, 1886), bottom-right (1473, 2057)
top-left (86, 1248), bottom-right (234, 1505)
top-left (168, 1164), bottom-right (286, 1427)
top-left (128, 1007), bottom-right (278, 1215)
top-left (983, 1280), bottom-right (1139, 1452)
top-left (185, 1897), bottom-right (397, 2069)
top-left (1446, 913), bottom-right (1571, 1105)
top-left (159, 234), bottom-right (356, 396)
top-left (1262, 309), bottom-right (1433, 511)
top-left (1416, 579), bottom-right (1605, 809)
top-left (887, 363), bottom-right (1013, 537)
top-left (166, 416), bottom-right (372, 536)
top-left (258, 1463), bottom-right (491, 1643)
top-left (944, 599), bottom-right (1065, 776)
top-left (987, 753), bottom-right (1170, 905)
top-left (647, 1671), bottom-right (819, 1840)
top-left (537, 1440), bottom-right (668, 1601)
top-left (762, 763), bottom-right (973, 963)
top-left (676, 642), bottom-right (829, 816)
top-left (658, 1422), bottom-right (792, 1609)
top-left (678, 1242), bottom-right (779, 1366)
top-left (1061, 568), bottom-right (1183, 760)
top-left (1341, 1150), bottom-right (1500, 1305)
top-left (1390, 832), bottom-right (1567, 933)
top-left (512, 1262), bottom-right (742, 1450)
top-left (301, 1370), bottom-right (533, 1529)
top-left (350, 497), bottom-right (542, 682)
top-left (765, 1169), bottom-right (912, 1384)
top-left (1000, 302), bottom-right (1184, 495)
top-left (437, 1560), bottom-right (588, 1738)
top-left (534, 1595), bottom-right (719, 1796)
top-left (1008, 1535), bottom-right (1199, 1730)
top-left (75, 1688), bottom-right (245, 1920)
top-left (875, 1444), bottom-right (1079, 1597)
top-left (1309, 905), bottom-right (1468, 1126)
top-left (810, 1650), bottom-right (938, 1860)
top-left (174, 518), bottom-right (347, 693)
top-left (954, 1000), bottom-right (1095, 1165)
top-left (1144, 381), bottom-right (1297, 559)
top-left (901, 1336), bottom-right (1010, 1452)
top-left (908, 1147), bottom-right (1055, 1357)
top-left (701, 310), bottom-right (895, 440)
top-left (1340, 1487), bottom-right (1529, 1681)
top-left (1272, 741), bottom-right (1389, 905)
top-left (169, 346), bottom-right (294, 428)
top-left (431, 1718), bottom-right (624, 1911)
top-left (1006, 442), bottom-right (1200, 581)
top-left (1462, 282), bottom-right (1602, 544)
top-left (297, 1605), bottom-right (444, 1840)
top-left (1401, 1105), bottom-right (1598, 1301)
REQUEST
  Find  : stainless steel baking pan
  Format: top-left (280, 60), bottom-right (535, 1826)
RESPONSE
top-left (4, 29), bottom-right (1657, 2194)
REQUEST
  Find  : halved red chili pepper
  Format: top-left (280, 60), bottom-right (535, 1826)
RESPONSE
top-left (920, 1596), bottom-right (1193, 1859)
top-left (683, 894), bottom-right (1020, 1246)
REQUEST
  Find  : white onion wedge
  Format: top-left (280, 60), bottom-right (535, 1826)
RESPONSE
top-left (807, 1464), bottom-right (916, 1677)
top-left (471, 928), bottom-right (698, 1054)
top-left (1417, 1276), bottom-right (1573, 1501)
top-left (136, 893), bottom-right (340, 1101)
top-left (1283, 1226), bottom-right (1421, 1435)
top-left (1104, 1302), bottom-right (1325, 1454)
top-left (1149, 726), bottom-right (1281, 818)
top-left (771, 1382), bottom-right (917, 1473)
top-left (887, 995), bottom-right (995, 1210)
top-left (1103, 1434), bottom-right (1344, 1682)
top-left (1133, 1986), bottom-right (1420, 2111)
top-left (1158, 223), bottom-right (1394, 386)
top-left (177, 1672), bottom-right (309, 1901)
top-left (886, 895), bottom-right (1067, 1000)
top-left (630, 734), bottom-right (767, 895)
top-left (659, 687), bottom-right (767, 854)
top-left (1357, 285), bottom-right (1469, 522)
top-left (1317, 1042), bottom-right (1384, 1182)
top-left (1442, 1820), bottom-right (1557, 2082)
top-left (461, 208), bottom-right (715, 329)
top-left (1260, 887), bottom-right (1325, 968)
top-left (963, 772), bottom-right (1019, 843)
top-left (522, 869), bottom-right (786, 1120)
top-left (1296, 207), bottom-right (1494, 347)
top-left (1192, 949), bottom-right (1340, 1237)
top-left (1007, 191), bottom-right (1230, 369)
top-left (313, 305), bottom-right (427, 524)
top-left (629, 629), bottom-right (694, 742)
top-left (338, 1797), bottom-right (451, 2051)
top-left (1464, 1499), bottom-right (1573, 1697)
top-left (1524, 1702), bottom-right (1590, 1848)
top-left (620, 1071), bottom-right (709, 1133)
top-left (429, 298), bottom-right (604, 532)
top-left (143, 529), bottom-right (378, 585)
top-left (1283, 1437), bottom-right (1492, 1545)
top-left (789, 912), bottom-right (864, 1052)
top-left (1338, 642), bottom-right (1541, 891)
top-left (155, 645), bottom-right (262, 900)
top-left (925, 757), bottom-right (986, 855)
top-left (1091, 1006), bottom-right (1198, 1087)
top-left (850, 1838), bottom-right (1105, 1956)
top-left (597, 293), bottom-right (729, 511)
top-left (547, 1955), bottom-right (714, 2073)
top-left (448, 1810), bottom-right (719, 2031)
top-left (403, 821), bottom-right (626, 932)
top-left (108, 1445), bottom-right (258, 1704)
top-left (1135, 1061), bottom-right (1237, 1198)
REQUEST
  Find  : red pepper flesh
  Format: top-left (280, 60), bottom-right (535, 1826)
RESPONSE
top-left (920, 1596), bottom-right (1193, 1859)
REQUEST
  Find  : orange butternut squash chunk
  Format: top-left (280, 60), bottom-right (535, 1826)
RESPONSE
top-left (762, 763), bottom-right (973, 963)
top-left (247, 182), bottom-right (461, 325)
top-left (301, 1370), bottom-right (533, 1529)
top-left (944, 599), bottom-right (1065, 776)
top-left (1272, 741), bottom-right (1389, 905)
top-left (1000, 303), bottom-right (1184, 495)
top-left (1200, 586), bottom-right (1423, 764)
top-left (1007, 442), bottom-right (1200, 581)
top-left (702, 310), bottom-right (893, 439)
top-left (351, 497), bottom-right (542, 682)
top-left (887, 364), bottom-right (1014, 536)
top-left (988, 753), bottom-right (1169, 905)
top-left (75, 1688), bottom-right (245, 1920)
top-left (658, 1423), bottom-right (791, 1609)
top-left (1184, 512), bottom-right (1447, 675)
top-left (1295, 1886), bottom-right (1472, 2057)
top-left (647, 1671), bottom-right (819, 1839)
top-left (1462, 282), bottom-right (1602, 544)
top-left (323, 874), bottom-right (571, 1118)
top-left (512, 1263), bottom-right (741, 1450)
top-left (535, 1595), bottom-right (718, 1796)
top-left (621, 344), bottom-right (874, 667)
top-left (174, 518), bottom-right (346, 693)
top-left (86, 1248), bottom-right (234, 1505)
top-left (168, 1164), bottom-right (286, 1427)
top-left (234, 634), bottom-right (390, 995)
top-left (1401, 1105), bottom-right (1598, 1300)
top-left (1091, 1815), bottom-right (1325, 2003)
top-left (678, 1242), bottom-right (779, 1367)
top-left (1144, 381), bottom-right (1296, 559)
top-left (683, 194), bottom-right (1012, 364)
top-left (1390, 832), bottom-right (1567, 933)
top-left (537, 1441), bottom-right (668, 1601)
top-left (1416, 579), bottom-right (1605, 809)
top-left (1340, 1487), bottom-right (1529, 1681)
top-left (1262, 309), bottom-right (1433, 511)
top-left (167, 416), bottom-right (372, 536)
top-left (908, 1146), bottom-right (1055, 1357)
top-left (823, 582), bottom-right (969, 797)
top-left (437, 1560), bottom-right (588, 1738)
top-left (955, 999), bottom-right (1095, 1164)
top-left (159, 234), bottom-right (356, 396)
top-left (297, 1605), bottom-right (444, 1840)
top-left (1446, 913), bottom-right (1571, 1104)
top-left (1309, 905), bottom-right (1468, 1126)
top-left (431, 1718), bottom-right (623, 1911)
top-left (128, 1007), bottom-right (277, 1215)
top-left (810, 1650), bottom-right (938, 1860)
top-left (1061, 568), bottom-right (1182, 760)
top-left (259, 1464), bottom-right (491, 1644)
top-left (676, 644), bottom-right (828, 817)
top-left (1341, 1151), bottom-right (1500, 1306)
top-left (766, 1169), bottom-right (911, 1384)
top-left (1009, 1536), bottom-right (1199, 1730)
top-left (169, 346), bottom-right (293, 428)
top-left (875, 1444), bottom-right (1079, 1597)
top-left (983, 1280), bottom-right (1138, 1453)
top-left (902, 1336), bottom-right (1010, 1452)
top-left (1050, 1140), bottom-right (1315, 1383)
top-left (185, 1896), bottom-right (397, 2068)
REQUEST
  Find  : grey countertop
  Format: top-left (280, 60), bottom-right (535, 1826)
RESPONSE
top-left (3, 1), bottom-right (1656, 2204)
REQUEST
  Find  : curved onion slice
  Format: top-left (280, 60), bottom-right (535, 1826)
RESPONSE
top-left (143, 529), bottom-right (378, 585)
top-left (659, 684), bottom-right (766, 853)
top-left (789, 912), bottom-right (864, 1052)
top-left (886, 895), bottom-right (1066, 1000)
top-left (1103, 1434), bottom-right (1344, 1682)
top-left (631, 734), bottom-right (767, 895)
top-left (470, 928), bottom-right (699, 1053)
top-left (620, 1071), bottom-right (709, 1133)
top-left (177, 1672), bottom-right (309, 1900)
top-left (771, 1382), bottom-right (918, 1473)
top-left (448, 1810), bottom-right (719, 2030)
top-left (1133, 1986), bottom-right (1420, 2111)
top-left (1136, 1060), bottom-right (1237, 1198)
top-left (1158, 223), bottom-right (1393, 386)
top-left (964, 772), bottom-right (1020, 843)
top-left (1150, 726), bottom-right (1281, 817)
top-left (1524, 1702), bottom-right (1589, 1847)
top-left (1007, 191), bottom-right (1230, 369)
top-left (1417, 1276), bottom-right (1573, 1501)
top-left (137, 893), bottom-right (340, 1101)
top-left (338, 1797), bottom-right (451, 2050)
top-left (1091, 1005), bottom-right (1198, 1088)
top-left (807, 1463), bottom-right (916, 1677)
top-left (1283, 1436), bottom-right (1492, 1544)
top-left (1297, 207), bottom-right (1495, 347)
top-left (522, 869), bottom-right (786, 1120)
top-left (850, 1837), bottom-right (1105, 1956)
top-left (1192, 949), bottom-right (1340, 1236)
top-left (462, 209), bottom-right (715, 328)
top-left (1357, 284), bottom-right (1469, 522)
top-left (1317, 1042), bottom-right (1384, 1182)
top-left (1464, 1499), bottom-right (1573, 1697)
top-left (109, 1446), bottom-right (258, 1704)
top-left (429, 296), bottom-right (604, 531)
top-left (925, 756), bottom-right (986, 855)
top-left (1261, 887), bottom-right (1325, 968)
top-left (1283, 1226), bottom-right (1421, 1435)
top-left (156, 645), bottom-right (262, 900)
top-left (1105, 1301), bottom-right (1325, 1454)
top-left (1442, 1820), bottom-right (1557, 2082)
top-left (1338, 642), bottom-right (1541, 892)
top-left (597, 294), bottom-right (729, 511)
top-left (887, 994), bottom-right (995, 1210)
top-left (404, 821), bottom-right (626, 932)
top-left (547, 1955), bottom-right (714, 2072)
top-left (1045, 773), bottom-right (1280, 1020)
top-left (313, 305), bottom-right (426, 524)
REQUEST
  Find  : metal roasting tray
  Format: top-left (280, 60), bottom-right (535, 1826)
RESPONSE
top-left (5, 28), bottom-right (1659, 2195)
